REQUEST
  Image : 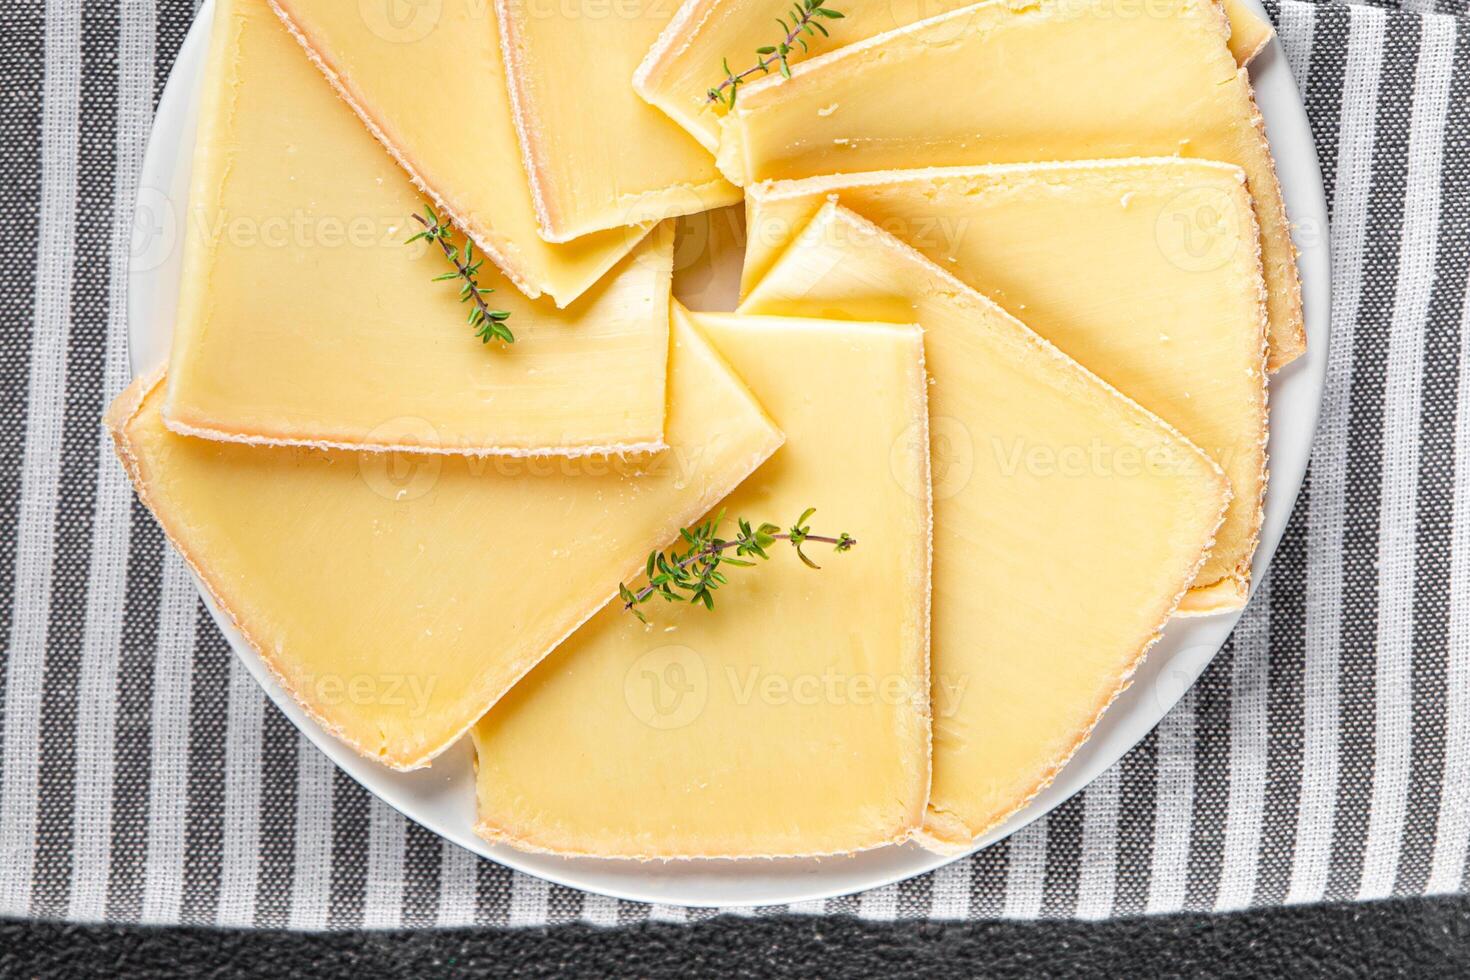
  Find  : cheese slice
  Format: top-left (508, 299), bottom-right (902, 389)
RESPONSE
top-left (740, 203), bottom-right (1230, 848)
top-left (109, 317), bottom-right (783, 770)
top-left (168, 0), bottom-right (674, 456)
top-left (636, 0), bottom-right (1271, 153)
top-left (472, 305), bottom-right (931, 858)
top-left (1223, 0), bottom-right (1274, 65)
top-left (267, 0), bottom-right (643, 306)
top-left (716, 0), bottom-right (1304, 370)
top-left (742, 160), bottom-right (1267, 610)
top-left (494, 0), bottom-right (741, 242)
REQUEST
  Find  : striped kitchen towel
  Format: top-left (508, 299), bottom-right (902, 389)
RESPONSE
top-left (1, 0), bottom-right (1468, 927)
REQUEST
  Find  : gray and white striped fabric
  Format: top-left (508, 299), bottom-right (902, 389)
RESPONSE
top-left (1, 0), bottom-right (1468, 928)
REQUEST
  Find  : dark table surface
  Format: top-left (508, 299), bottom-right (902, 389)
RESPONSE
top-left (5, 895), bottom-right (1469, 978)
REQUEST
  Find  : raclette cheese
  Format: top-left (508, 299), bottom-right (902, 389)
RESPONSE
top-left (169, 0), bottom-right (677, 456)
top-left (268, 0), bottom-right (644, 306)
top-left (494, 0), bottom-right (741, 242)
top-left (715, 0), bottom-right (1304, 370)
top-left (740, 203), bottom-right (1230, 848)
top-left (472, 305), bottom-right (932, 858)
top-left (111, 314), bottom-right (783, 770)
top-left (742, 160), bottom-right (1268, 610)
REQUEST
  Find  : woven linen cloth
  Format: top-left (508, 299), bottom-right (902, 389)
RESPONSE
top-left (1, 0), bottom-right (1468, 928)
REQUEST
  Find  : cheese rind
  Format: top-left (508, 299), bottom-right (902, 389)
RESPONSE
top-left (740, 203), bottom-right (1231, 847)
top-left (716, 0), bottom-right (1304, 370)
top-left (111, 316), bottom-right (783, 770)
top-left (634, 0), bottom-right (1271, 152)
top-left (743, 159), bottom-right (1268, 606)
top-left (494, 0), bottom-right (741, 242)
top-left (268, 0), bottom-right (644, 306)
top-left (168, 0), bottom-right (674, 456)
top-left (472, 306), bottom-right (932, 858)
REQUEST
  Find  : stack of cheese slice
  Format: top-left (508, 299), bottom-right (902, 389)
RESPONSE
top-left (714, 0), bottom-right (1304, 370)
top-left (269, 0), bottom-right (647, 305)
top-left (111, 314), bottom-right (782, 770)
top-left (635, 0), bottom-right (1274, 153)
top-left (739, 203), bottom-right (1232, 846)
top-left (494, 0), bottom-right (741, 240)
top-left (473, 305), bottom-right (932, 858)
top-left (742, 160), bottom-right (1269, 612)
top-left (171, 0), bottom-right (675, 457)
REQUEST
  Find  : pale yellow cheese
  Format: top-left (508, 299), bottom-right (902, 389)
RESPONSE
top-left (110, 316), bottom-right (784, 770)
top-left (636, 0), bottom-right (1271, 153)
top-left (267, 0), bottom-right (643, 306)
top-left (740, 203), bottom-right (1230, 848)
top-left (494, 0), bottom-right (741, 242)
top-left (1223, 0), bottom-right (1274, 64)
top-left (716, 0), bottom-right (1304, 370)
top-left (473, 305), bottom-right (932, 858)
top-left (742, 160), bottom-right (1267, 610)
top-left (168, 0), bottom-right (675, 456)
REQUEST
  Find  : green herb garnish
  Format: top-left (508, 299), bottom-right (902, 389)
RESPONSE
top-left (706, 1), bottom-right (844, 109)
top-left (406, 206), bottom-right (513, 346)
top-left (620, 508), bottom-right (855, 622)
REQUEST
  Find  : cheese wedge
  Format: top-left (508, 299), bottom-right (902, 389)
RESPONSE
top-left (267, 0), bottom-right (643, 306)
top-left (109, 318), bottom-right (783, 770)
top-left (636, 0), bottom-right (1271, 153)
top-left (1223, 0), bottom-right (1274, 65)
top-left (473, 305), bottom-right (931, 858)
top-left (716, 0), bottom-right (1304, 370)
top-left (168, 0), bottom-right (674, 456)
top-left (493, 0), bottom-right (741, 242)
top-left (740, 203), bottom-right (1230, 848)
top-left (742, 160), bottom-right (1268, 610)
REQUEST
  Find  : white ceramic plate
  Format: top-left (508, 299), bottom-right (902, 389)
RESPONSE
top-left (127, 0), bottom-right (1331, 909)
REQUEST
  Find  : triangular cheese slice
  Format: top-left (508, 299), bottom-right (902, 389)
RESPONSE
top-left (110, 316), bottom-right (783, 770)
top-left (740, 203), bottom-right (1230, 849)
top-left (635, 0), bottom-right (1271, 153)
top-left (742, 160), bottom-right (1267, 611)
top-left (168, 0), bottom-right (674, 456)
top-left (472, 305), bottom-right (932, 858)
top-left (716, 0), bottom-right (1303, 370)
top-left (267, 0), bottom-right (643, 306)
top-left (494, 0), bottom-right (741, 242)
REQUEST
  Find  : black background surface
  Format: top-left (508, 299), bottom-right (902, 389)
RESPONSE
top-left (5, 895), bottom-right (1469, 978)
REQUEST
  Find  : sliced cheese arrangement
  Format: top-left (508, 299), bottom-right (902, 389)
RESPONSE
top-left (714, 0), bottom-right (1304, 370)
top-left (269, 0), bottom-right (643, 306)
top-left (636, 0), bottom-right (1273, 153)
top-left (740, 203), bottom-right (1232, 846)
top-left (473, 306), bottom-right (931, 857)
top-left (494, 0), bottom-right (741, 241)
top-left (742, 160), bottom-right (1268, 610)
top-left (110, 0), bottom-right (1298, 866)
top-left (170, 0), bottom-right (675, 455)
top-left (110, 312), bottom-right (782, 770)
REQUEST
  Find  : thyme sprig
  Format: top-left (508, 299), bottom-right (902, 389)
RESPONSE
top-left (706, 0), bottom-right (844, 108)
top-left (406, 206), bottom-right (514, 346)
top-left (620, 508), bottom-right (855, 622)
